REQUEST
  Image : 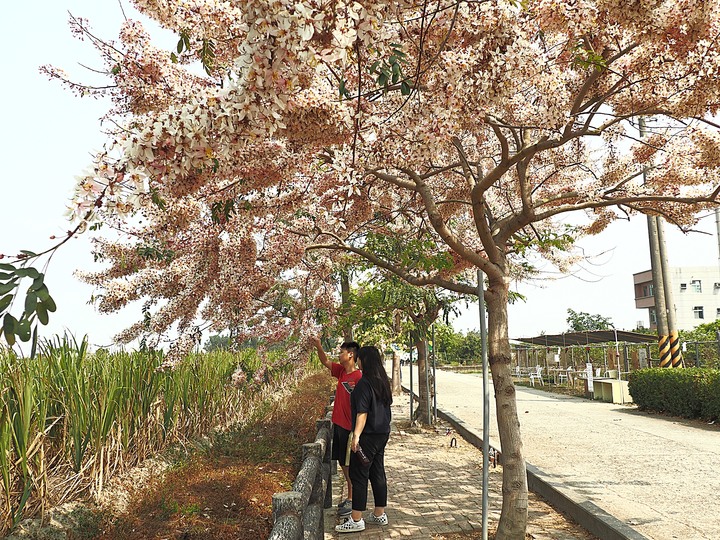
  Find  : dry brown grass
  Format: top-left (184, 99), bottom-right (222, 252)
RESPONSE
top-left (92, 371), bottom-right (334, 540)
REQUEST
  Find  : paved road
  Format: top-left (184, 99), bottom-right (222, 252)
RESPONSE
top-left (401, 366), bottom-right (720, 540)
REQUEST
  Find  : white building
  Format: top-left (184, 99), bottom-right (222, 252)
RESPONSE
top-left (634, 266), bottom-right (720, 330)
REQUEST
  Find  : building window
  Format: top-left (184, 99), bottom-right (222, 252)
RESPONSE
top-left (642, 284), bottom-right (654, 297)
top-left (649, 308), bottom-right (657, 324)
top-left (716, 307), bottom-right (720, 318)
top-left (691, 280), bottom-right (702, 293)
top-left (680, 283), bottom-right (687, 292)
top-left (694, 306), bottom-right (704, 319)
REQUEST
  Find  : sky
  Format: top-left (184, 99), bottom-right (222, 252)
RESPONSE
top-left (2, 1), bottom-right (720, 352)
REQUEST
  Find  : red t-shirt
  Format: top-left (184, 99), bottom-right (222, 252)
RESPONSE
top-left (330, 363), bottom-right (362, 430)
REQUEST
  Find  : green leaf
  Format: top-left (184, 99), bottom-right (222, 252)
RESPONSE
top-left (339, 78), bottom-right (347, 98)
top-left (3, 313), bottom-right (17, 336)
top-left (16, 319), bottom-right (31, 342)
top-left (151, 189), bottom-right (167, 210)
top-left (19, 250), bottom-right (37, 257)
top-left (0, 294), bottom-right (12, 312)
top-left (24, 292), bottom-right (37, 315)
top-left (377, 72), bottom-right (388, 87)
top-left (35, 284), bottom-right (50, 302)
top-left (391, 62), bottom-right (401, 84)
top-left (400, 81), bottom-right (412, 95)
top-left (177, 37), bottom-right (184, 54)
top-left (44, 295), bottom-right (57, 313)
top-left (14, 267), bottom-right (40, 279)
top-left (29, 275), bottom-right (44, 292)
top-left (0, 272), bottom-right (13, 281)
top-left (30, 326), bottom-right (38, 358)
top-left (3, 327), bottom-right (15, 346)
top-left (0, 282), bottom-right (16, 296)
top-left (0, 263), bottom-right (15, 272)
top-left (36, 303), bottom-right (49, 325)
top-left (170, 52), bottom-right (178, 63)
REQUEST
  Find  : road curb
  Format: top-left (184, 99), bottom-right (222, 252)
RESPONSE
top-left (433, 406), bottom-right (649, 540)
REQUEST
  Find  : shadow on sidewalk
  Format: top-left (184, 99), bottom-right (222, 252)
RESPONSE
top-left (324, 393), bottom-right (598, 540)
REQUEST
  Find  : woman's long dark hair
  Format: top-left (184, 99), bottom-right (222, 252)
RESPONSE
top-left (358, 346), bottom-right (393, 406)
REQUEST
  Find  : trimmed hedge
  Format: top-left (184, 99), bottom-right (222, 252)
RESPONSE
top-left (628, 368), bottom-right (720, 420)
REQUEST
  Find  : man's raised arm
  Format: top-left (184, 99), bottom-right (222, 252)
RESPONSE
top-left (311, 336), bottom-right (332, 369)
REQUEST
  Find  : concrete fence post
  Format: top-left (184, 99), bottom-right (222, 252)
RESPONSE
top-left (317, 418), bottom-right (333, 509)
top-left (269, 491), bottom-right (303, 540)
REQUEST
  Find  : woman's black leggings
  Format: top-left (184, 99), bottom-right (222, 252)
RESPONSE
top-left (349, 432), bottom-right (390, 512)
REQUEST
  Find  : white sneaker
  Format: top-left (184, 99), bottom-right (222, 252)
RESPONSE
top-left (367, 512), bottom-right (388, 525)
top-left (335, 517), bottom-right (366, 533)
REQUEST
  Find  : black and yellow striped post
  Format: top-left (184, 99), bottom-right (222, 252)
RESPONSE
top-left (658, 334), bottom-right (672, 368)
top-left (669, 330), bottom-right (684, 368)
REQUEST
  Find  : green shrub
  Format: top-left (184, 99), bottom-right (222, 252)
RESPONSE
top-left (628, 368), bottom-right (720, 420)
top-left (699, 370), bottom-right (720, 420)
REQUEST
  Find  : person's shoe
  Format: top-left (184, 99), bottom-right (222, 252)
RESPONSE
top-left (367, 512), bottom-right (388, 525)
top-left (335, 517), bottom-right (365, 533)
top-left (337, 499), bottom-right (352, 516)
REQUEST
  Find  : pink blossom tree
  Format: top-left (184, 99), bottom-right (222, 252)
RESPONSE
top-left (42, 1), bottom-right (720, 537)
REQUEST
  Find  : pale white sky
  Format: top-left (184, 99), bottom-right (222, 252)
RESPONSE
top-left (2, 1), bottom-right (719, 351)
top-left (452, 214), bottom-right (720, 338)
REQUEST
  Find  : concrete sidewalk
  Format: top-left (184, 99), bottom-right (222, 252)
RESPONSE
top-left (323, 392), bottom-right (597, 539)
top-left (413, 367), bottom-right (720, 540)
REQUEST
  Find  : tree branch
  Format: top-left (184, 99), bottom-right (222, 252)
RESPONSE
top-left (306, 240), bottom-right (478, 296)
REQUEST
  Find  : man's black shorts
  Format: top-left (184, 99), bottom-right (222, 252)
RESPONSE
top-left (332, 424), bottom-right (351, 465)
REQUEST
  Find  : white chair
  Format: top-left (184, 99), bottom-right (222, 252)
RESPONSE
top-left (529, 366), bottom-right (544, 386)
top-left (557, 367), bottom-right (571, 385)
top-left (595, 367), bottom-right (602, 377)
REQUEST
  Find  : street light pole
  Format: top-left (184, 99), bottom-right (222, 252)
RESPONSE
top-left (477, 269), bottom-right (489, 540)
top-left (612, 326), bottom-right (620, 379)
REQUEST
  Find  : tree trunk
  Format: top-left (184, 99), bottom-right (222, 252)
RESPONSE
top-left (391, 349), bottom-right (401, 396)
top-left (340, 271), bottom-right (354, 341)
top-left (412, 337), bottom-right (433, 425)
top-left (486, 276), bottom-right (528, 538)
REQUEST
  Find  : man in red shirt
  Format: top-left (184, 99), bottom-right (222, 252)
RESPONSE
top-left (312, 336), bottom-right (362, 516)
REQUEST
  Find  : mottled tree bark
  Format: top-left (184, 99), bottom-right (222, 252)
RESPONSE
top-left (412, 338), bottom-right (433, 425)
top-left (390, 349), bottom-right (401, 396)
top-left (486, 276), bottom-right (527, 539)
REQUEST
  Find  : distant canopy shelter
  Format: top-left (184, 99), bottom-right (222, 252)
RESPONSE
top-left (515, 330), bottom-right (656, 347)
top-left (513, 330), bottom-right (659, 372)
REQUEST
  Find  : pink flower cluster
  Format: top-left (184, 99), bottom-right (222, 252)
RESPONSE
top-left (52, 0), bottom-right (720, 365)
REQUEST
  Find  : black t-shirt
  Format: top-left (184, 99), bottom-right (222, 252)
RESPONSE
top-left (350, 377), bottom-right (391, 434)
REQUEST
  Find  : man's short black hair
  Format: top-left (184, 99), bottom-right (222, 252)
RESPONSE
top-left (340, 341), bottom-right (360, 359)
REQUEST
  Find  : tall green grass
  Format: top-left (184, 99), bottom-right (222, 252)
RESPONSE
top-left (0, 335), bottom-right (303, 535)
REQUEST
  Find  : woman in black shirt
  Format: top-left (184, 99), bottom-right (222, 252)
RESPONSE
top-left (335, 345), bottom-right (393, 533)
